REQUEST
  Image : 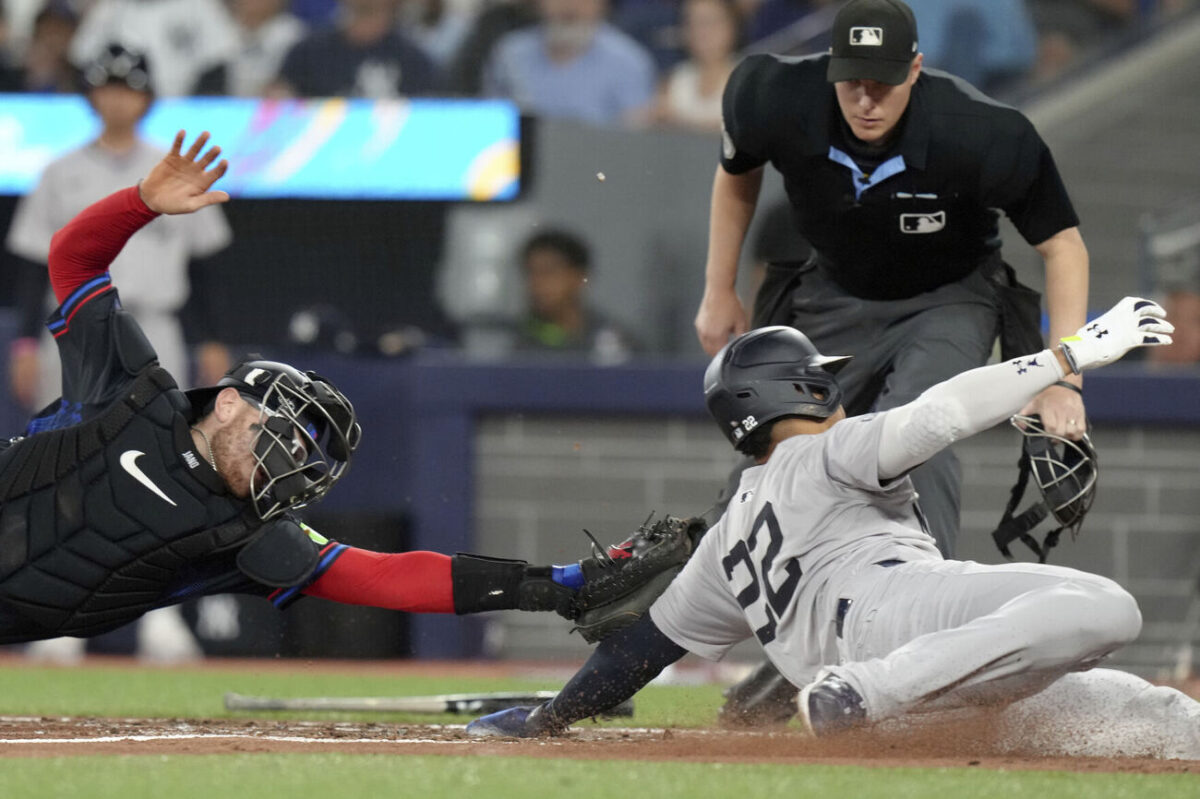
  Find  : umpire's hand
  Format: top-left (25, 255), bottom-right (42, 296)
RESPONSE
top-left (696, 286), bottom-right (749, 356)
top-left (139, 131), bottom-right (230, 215)
top-left (1018, 383), bottom-right (1086, 441)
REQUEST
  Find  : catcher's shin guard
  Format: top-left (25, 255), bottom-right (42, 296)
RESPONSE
top-left (450, 553), bottom-right (576, 617)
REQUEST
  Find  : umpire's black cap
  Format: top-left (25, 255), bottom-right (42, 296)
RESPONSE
top-left (827, 0), bottom-right (919, 86)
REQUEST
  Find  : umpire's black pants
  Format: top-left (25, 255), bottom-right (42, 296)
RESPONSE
top-left (750, 258), bottom-right (1003, 557)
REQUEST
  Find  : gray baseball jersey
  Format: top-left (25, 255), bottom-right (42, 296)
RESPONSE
top-left (6, 139), bottom-right (231, 395)
top-left (650, 412), bottom-right (940, 688)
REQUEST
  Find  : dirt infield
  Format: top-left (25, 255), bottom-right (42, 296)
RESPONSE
top-left (0, 657), bottom-right (1195, 774)
top-left (0, 715), bottom-right (1194, 774)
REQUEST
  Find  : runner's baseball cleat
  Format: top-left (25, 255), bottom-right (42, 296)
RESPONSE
top-left (797, 673), bottom-right (867, 736)
top-left (465, 706), bottom-right (540, 738)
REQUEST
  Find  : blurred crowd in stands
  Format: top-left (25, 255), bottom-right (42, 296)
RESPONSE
top-left (0, 0), bottom-right (1195, 129)
top-left (2, 0), bottom-right (1199, 377)
top-left (1142, 204), bottom-right (1200, 367)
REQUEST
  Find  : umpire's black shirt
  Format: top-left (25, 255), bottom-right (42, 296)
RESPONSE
top-left (721, 53), bottom-right (1079, 300)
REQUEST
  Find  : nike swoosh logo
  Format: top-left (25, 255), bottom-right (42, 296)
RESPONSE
top-left (119, 450), bottom-right (177, 506)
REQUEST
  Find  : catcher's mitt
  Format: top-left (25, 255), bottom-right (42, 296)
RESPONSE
top-left (570, 514), bottom-right (706, 644)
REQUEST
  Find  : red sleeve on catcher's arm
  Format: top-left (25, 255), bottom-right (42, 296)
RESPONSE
top-left (48, 185), bottom-right (160, 302)
top-left (301, 548), bottom-right (455, 613)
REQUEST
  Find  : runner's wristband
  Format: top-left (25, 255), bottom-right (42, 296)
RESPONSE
top-left (1057, 340), bottom-right (1082, 375)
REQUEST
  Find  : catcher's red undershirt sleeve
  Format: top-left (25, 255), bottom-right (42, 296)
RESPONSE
top-left (301, 547), bottom-right (456, 613)
top-left (48, 185), bottom-right (159, 303)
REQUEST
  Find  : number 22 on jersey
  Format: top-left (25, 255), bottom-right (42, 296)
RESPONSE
top-left (721, 502), bottom-right (801, 645)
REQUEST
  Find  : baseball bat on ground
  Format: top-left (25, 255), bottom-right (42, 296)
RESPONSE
top-left (223, 690), bottom-right (634, 717)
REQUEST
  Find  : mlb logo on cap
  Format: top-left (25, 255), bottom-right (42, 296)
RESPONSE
top-left (850, 27), bottom-right (884, 46)
top-left (827, 0), bottom-right (919, 86)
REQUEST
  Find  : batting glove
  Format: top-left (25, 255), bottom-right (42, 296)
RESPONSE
top-left (1058, 297), bottom-right (1174, 374)
top-left (465, 705), bottom-right (547, 738)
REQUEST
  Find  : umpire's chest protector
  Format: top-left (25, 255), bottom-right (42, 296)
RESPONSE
top-left (0, 368), bottom-right (258, 637)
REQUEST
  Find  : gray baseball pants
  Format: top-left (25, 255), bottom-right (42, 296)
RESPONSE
top-left (832, 559), bottom-right (1139, 715)
top-left (825, 559), bottom-right (1199, 758)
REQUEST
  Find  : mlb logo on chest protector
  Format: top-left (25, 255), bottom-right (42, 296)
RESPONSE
top-left (900, 211), bottom-right (946, 233)
top-left (850, 27), bottom-right (883, 46)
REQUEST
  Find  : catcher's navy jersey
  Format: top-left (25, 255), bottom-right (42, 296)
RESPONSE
top-left (0, 278), bottom-right (339, 643)
top-left (650, 413), bottom-right (940, 687)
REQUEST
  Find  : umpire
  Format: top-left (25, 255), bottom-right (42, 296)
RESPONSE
top-left (697, 0), bottom-right (1089, 722)
top-left (0, 131), bottom-right (577, 645)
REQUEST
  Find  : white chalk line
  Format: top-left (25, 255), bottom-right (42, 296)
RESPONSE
top-left (0, 718), bottom-right (765, 748)
top-left (0, 733), bottom-right (475, 746)
top-left (0, 730), bottom-right (674, 745)
top-left (0, 724), bottom-right (686, 747)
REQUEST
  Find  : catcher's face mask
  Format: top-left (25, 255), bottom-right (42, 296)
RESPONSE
top-left (242, 371), bottom-right (361, 520)
top-left (991, 414), bottom-right (1097, 562)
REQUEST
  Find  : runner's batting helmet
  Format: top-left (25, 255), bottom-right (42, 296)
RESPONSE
top-left (704, 326), bottom-right (852, 452)
top-left (188, 361), bottom-right (362, 519)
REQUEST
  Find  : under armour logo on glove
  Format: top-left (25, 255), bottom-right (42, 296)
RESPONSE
top-left (1058, 297), bottom-right (1174, 374)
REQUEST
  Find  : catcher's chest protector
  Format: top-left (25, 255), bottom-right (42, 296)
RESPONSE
top-left (0, 368), bottom-right (257, 639)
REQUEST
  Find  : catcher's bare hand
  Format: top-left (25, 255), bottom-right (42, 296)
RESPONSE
top-left (139, 131), bottom-right (229, 215)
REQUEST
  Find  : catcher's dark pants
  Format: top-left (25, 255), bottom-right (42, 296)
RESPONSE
top-left (749, 258), bottom-right (1003, 557)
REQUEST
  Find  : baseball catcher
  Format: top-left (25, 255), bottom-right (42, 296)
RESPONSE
top-left (0, 131), bottom-right (669, 647)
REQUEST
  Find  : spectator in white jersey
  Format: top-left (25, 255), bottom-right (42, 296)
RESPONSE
top-left (193, 0), bottom-right (308, 97)
top-left (4, 44), bottom-right (232, 663)
top-left (69, 0), bottom-right (239, 97)
top-left (466, 298), bottom-right (1200, 760)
